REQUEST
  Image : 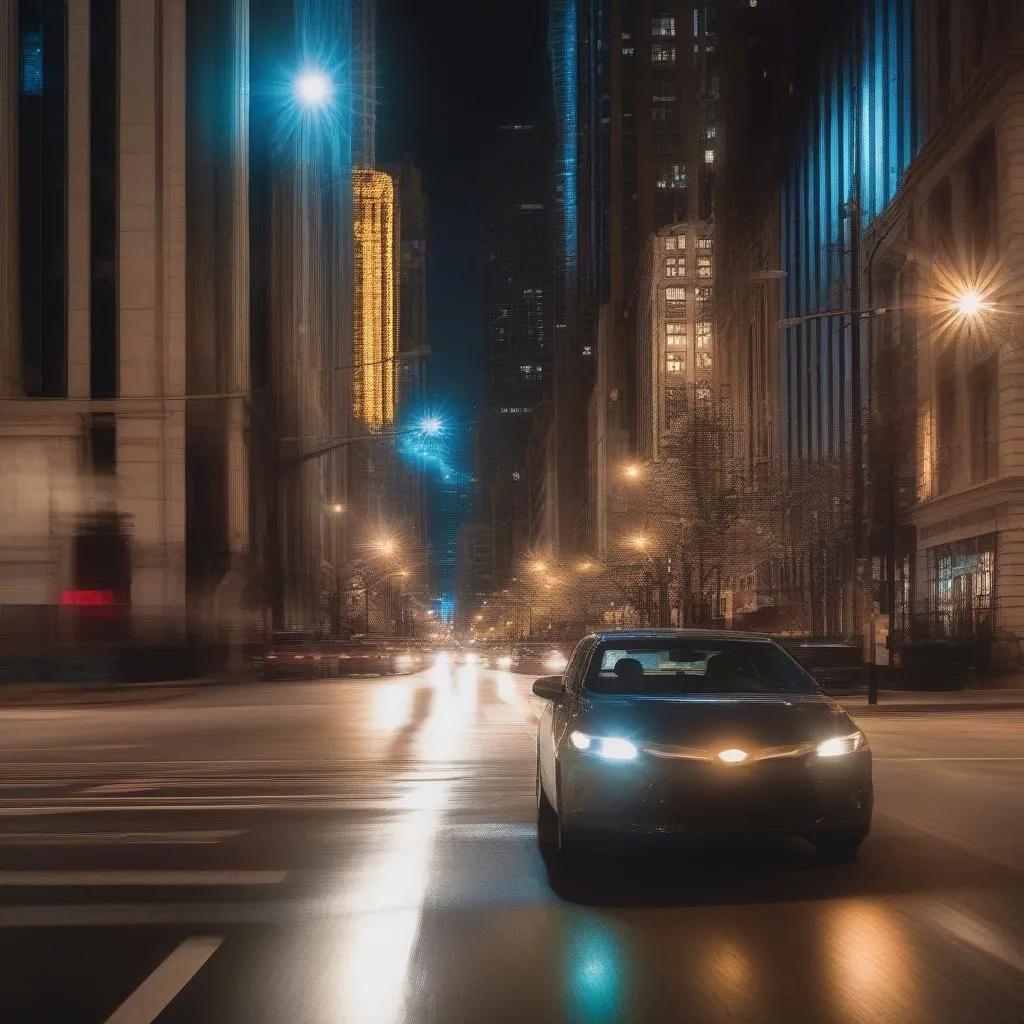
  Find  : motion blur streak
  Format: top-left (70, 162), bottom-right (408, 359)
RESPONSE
top-left (373, 683), bottom-right (414, 733)
top-left (825, 902), bottom-right (916, 1019)
top-left (333, 674), bottom-right (463, 1024)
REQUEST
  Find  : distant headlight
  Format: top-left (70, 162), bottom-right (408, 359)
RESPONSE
top-left (569, 731), bottom-right (638, 761)
top-left (817, 731), bottom-right (867, 758)
top-left (497, 655), bottom-right (513, 670)
top-left (434, 651), bottom-right (451, 666)
top-left (544, 652), bottom-right (568, 672)
top-left (465, 652), bottom-right (479, 664)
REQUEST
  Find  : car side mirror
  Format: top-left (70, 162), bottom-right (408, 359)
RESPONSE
top-left (532, 675), bottom-right (564, 700)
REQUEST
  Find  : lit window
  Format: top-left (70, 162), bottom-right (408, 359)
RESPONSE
top-left (677, 235), bottom-right (687, 249)
top-left (697, 236), bottom-right (713, 249)
top-left (669, 163), bottom-right (687, 190)
top-left (665, 255), bottom-right (686, 278)
top-left (512, 471), bottom-right (521, 482)
top-left (704, 148), bottom-right (715, 165)
top-left (652, 16), bottom-right (676, 37)
top-left (582, 345), bottom-right (593, 357)
top-left (667, 355), bottom-right (684, 374)
top-left (622, 46), bottom-right (635, 57)
top-left (652, 44), bottom-right (676, 64)
top-left (696, 254), bottom-right (712, 278)
top-left (703, 126), bottom-right (716, 141)
top-left (666, 322), bottom-right (686, 347)
top-left (21, 31), bottom-right (42, 95)
top-left (622, 31), bottom-right (632, 40)
top-left (696, 322), bottom-right (712, 371)
top-left (664, 236), bottom-right (676, 251)
top-left (665, 287), bottom-right (687, 309)
top-left (653, 93), bottom-right (677, 103)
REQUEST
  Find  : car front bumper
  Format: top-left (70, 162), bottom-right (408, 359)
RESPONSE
top-left (561, 751), bottom-right (872, 837)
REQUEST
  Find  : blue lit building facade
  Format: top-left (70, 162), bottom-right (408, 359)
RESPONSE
top-left (779, 0), bottom-right (917, 467)
top-left (773, 0), bottom-right (918, 636)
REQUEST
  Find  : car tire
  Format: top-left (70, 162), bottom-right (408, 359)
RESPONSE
top-left (814, 829), bottom-right (867, 863)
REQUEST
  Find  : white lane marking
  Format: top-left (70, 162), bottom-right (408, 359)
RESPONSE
top-left (103, 935), bottom-right (223, 1024)
top-left (0, 830), bottom-right (243, 846)
top-left (0, 870), bottom-right (287, 886)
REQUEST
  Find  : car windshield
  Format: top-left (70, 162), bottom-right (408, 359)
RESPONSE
top-left (584, 639), bottom-right (823, 696)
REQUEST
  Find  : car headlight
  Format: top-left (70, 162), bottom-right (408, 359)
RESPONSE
top-left (434, 651), bottom-right (451, 666)
top-left (544, 652), bottom-right (568, 672)
top-left (497, 655), bottom-right (513, 670)
top-left (817, 731), bottom-right (867, 758)
top-left (569, 731), bottom-right (638, 761)
top-left (465, 652), bottom-right (479, 664)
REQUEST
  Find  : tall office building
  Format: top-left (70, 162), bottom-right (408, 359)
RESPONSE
top-left (0, 0), bottom-right (357, 652)
top-left (550, 2), bottom-right (723, 553)
top-left (480, 123), bottom-right (554, 580)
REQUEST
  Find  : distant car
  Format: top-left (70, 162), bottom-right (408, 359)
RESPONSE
top-left (533, 630), bottom-right (872, 863)
top-left (260, 637), bottom-right (329, 680)
top-left (512, 642), bottom-right (570, 676)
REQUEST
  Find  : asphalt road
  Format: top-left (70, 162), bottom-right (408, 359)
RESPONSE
top-left (0, 666), bottom-right (1022, 1023)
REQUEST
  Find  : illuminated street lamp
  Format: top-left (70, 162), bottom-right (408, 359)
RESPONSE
top-left (622, 463), bottom-right (644, 482)
top-left (629, 534), bottom-right (651, 552)
top-left (294, 68), bottom-right (334, 107)
top-left (376, 537), bottom-right (397, 557)
top-left (530, 560), bottom-right (547, 574)
top-left (419, 415), bottom-right (444, 437)
top-left (329, 502), bottom-right (345, 515)
top-left (952, 289), bottom-right (989, 319)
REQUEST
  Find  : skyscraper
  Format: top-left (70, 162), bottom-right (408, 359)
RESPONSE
top-left (481, 124), bottom-right (554, 580)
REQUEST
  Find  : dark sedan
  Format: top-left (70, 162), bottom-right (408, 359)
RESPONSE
top-left (533, 630), bottom-right (872, 862)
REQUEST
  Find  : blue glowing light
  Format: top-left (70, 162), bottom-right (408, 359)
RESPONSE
top-left (550, 0), bottom-right (579, 298)
top-left (294, 68), bottom-right (333, 107)
top-left (564, 917), bottom-right (626, 1023)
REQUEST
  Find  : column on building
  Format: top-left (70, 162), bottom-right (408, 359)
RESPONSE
top-left (67, 0), bottom-right (90, 398)
top-left (0, 0), bottom-right (21, 396)
top-left (119, 0), bottom-right (187, 628)
top-left (994, 83), bottom-right (1024, 655)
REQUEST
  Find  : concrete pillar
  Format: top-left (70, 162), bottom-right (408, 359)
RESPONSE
top-left (67, 0), bottom-right (91, 399)
top-left (0, 0), bottom-right (21, 396)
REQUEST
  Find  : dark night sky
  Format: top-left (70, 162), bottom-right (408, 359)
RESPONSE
top-left (376, 0), bottom-right (552, 423)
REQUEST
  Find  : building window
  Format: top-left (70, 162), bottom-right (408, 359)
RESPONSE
top-left (696, 254), bottom-right (712, 278)
top-left (667, 355), bottom-right (684, 374)
top-left (703, 126), bottom-right (716, 141)
top-left (582, 345), bottom-right (593, 357)
top-left (704, 148), bottom-right (715, 165)
top-left (697, 236), bottom-right (712, 249)
top-left (666, 322), bottom-right (686, 348)
top-left (652, 16), bottom-right (676, 37)
top-left (665, 287), bottom-right (687, 311)
top-left (622, 46), bottom-right (635, 57)
top-left (665, 255), bottom-right (685, 278)
top-left (677, 235), bottom-right (687, 250)
top-left (20, 31), bottom-right (43, 95)
top-left (970, 359), bottom-right (998, 483)
top-left (696, 329), bottom-right (712, 371)
top-left (664, 236), bottom-right (676, 251)
top-left (651, 106), bottom-right (673, 122)
top-left (652, 44), bottom-right (676, 64)
top-left (652, 93), bottom-right (677, 104)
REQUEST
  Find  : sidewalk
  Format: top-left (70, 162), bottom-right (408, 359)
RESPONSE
top-left (839, 688), bottom-right (1024, 714)
top-left (0, 677), bottom-right (231, 709)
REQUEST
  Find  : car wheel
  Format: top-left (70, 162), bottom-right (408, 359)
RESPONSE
top-left (814, 829), bottom-right (867, 863)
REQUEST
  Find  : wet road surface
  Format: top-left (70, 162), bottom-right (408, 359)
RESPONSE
top-left (0, 665), bottom-right (1022, 1023)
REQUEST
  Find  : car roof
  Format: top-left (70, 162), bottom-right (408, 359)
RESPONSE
top-left (586, 628), bottom-right (778, 644)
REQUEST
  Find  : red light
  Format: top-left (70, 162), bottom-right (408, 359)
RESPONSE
top-left (60, 589), bottom-right (116, 607)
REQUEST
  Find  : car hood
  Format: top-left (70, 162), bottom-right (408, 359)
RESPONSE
top-left (577, 693), bottom-right (855, 750)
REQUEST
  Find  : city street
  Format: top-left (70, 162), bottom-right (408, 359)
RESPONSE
top-left (0, 666), bottom-right (1022, 1023)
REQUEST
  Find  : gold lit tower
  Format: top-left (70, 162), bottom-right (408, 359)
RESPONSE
top-left (352, 169), bottom-right (396, 428)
